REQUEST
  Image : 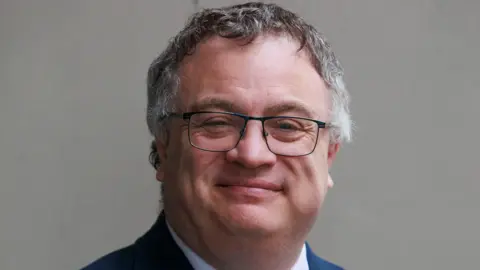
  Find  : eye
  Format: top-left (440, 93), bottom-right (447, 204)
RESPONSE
top-left (202, 118), bottom-right (231, 126)
top-left (279, 122), bottom-right (298, 130)
top-left (272, 119), bottom-right (303, 131)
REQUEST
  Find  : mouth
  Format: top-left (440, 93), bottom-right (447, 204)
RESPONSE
top-left (215, 179), bottom-right (283, 201)
top-left (216, 179), bottom-right (283, 192)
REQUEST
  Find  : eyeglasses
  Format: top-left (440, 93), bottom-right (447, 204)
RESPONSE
top-left (167, 111), bottom-right (330, 157)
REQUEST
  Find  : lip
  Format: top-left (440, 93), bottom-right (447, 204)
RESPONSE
top-left (216, 179), bottom-right (283, 192)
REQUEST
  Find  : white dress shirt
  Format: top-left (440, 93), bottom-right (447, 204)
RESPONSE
top-left (167, 221), bottom-right (309, 270)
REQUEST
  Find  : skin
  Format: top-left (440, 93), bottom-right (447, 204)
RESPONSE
top-left (155, 34), bottom-right (340, 270)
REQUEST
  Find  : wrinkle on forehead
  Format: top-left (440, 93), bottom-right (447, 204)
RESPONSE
top-left (179, 34), bottom-right (311, 84)
top-left (177, 34), bottom-right (330, 120)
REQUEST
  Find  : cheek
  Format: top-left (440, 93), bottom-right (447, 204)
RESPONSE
top-left (164, 135), bottom-right (190, 179)
top-left (164, 136), bottom-right (222, 196)
top-left (162, 134), bottom-right (197, 203)
top-left (286, 153), bottom-right (329, 214)
top-left (189, 148), bottom-right (223, 187)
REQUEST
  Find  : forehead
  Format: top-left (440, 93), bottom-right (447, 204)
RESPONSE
top-left (178, 35), bottom-right (330, 119)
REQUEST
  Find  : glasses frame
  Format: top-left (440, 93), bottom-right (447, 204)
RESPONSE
top-left (168, 111), bottom-right (331, 157)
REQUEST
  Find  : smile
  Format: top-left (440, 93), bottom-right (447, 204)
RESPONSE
top-left (216, 179), bottom-right (283, 201)
top-left (216, 179), bottom-right (283, 191)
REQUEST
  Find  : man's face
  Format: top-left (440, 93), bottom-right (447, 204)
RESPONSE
top-left (157, 35), bottom-right (339, 239)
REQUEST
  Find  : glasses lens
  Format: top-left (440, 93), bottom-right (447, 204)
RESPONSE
top-left (264, 117), bottom-right (318, 156)
top-left (189, 112), bottom-right (244, 151)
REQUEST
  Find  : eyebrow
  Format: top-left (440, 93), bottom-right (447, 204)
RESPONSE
top-left (189, 97), bottom-right (318, 119)
top-left (264, 101), bottom-right (318, 119)
top-left (189, 97), bottom-right (241, 112)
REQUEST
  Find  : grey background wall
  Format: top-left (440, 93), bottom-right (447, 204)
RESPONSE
top-left (1, 0), bottom-right (478, 269)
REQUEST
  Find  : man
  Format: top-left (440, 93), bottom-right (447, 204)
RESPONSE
top-left (84, 2), bottom-right (352, 270)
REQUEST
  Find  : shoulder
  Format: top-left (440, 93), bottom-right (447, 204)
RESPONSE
top-left (81, 245), bottom-right (135, 270)
top-left (80, 213), bottom-right (193, 270)
top-left (308, 255), bottom-right (344, 270)
top-left (306, 244), bottom-right (344, 270)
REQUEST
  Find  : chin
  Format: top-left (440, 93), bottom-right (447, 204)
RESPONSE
top-left (219, 203), bottom-right (287, 235)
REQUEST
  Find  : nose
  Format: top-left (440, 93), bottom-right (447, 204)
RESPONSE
top-left (225, 120), bottom-right (277, 168)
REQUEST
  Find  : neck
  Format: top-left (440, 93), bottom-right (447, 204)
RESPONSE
top-left (213, 241), bottom-right (305, 270)
top-left (164, 208), bottom-right (308, 270)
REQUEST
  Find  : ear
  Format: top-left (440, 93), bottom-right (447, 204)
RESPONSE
top-left (327, 173), bottom-right (334, 188)
top-left (327, 142), bottom-right (340, 168)
top-left (326, 143), bottom-right (340, 188)
top-left (155, 136), bottom-right (169, 183)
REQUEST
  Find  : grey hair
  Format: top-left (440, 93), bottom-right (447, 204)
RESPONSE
top-left (147, 2), bottom-right (352, 169)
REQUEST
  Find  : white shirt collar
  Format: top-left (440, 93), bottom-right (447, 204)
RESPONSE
top-left (167, 221), bottom-right (309, 270)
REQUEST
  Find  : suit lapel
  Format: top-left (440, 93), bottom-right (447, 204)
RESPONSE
top-left (306, 243), bottom-right (343, 270)
top-left (131, 213), bottom-right (340, 270)
top-left (133, 212), bottom-right (194, 270)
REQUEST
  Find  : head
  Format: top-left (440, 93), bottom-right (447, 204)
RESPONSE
top-left (146, 1), bottom-right (352, 253)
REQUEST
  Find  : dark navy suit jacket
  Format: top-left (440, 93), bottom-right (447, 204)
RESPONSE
top-left (82, 213), bottom-right (343, 270)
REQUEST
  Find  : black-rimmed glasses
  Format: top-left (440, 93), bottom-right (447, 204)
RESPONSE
top-left (167, 111), bottom-right (330, 157)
